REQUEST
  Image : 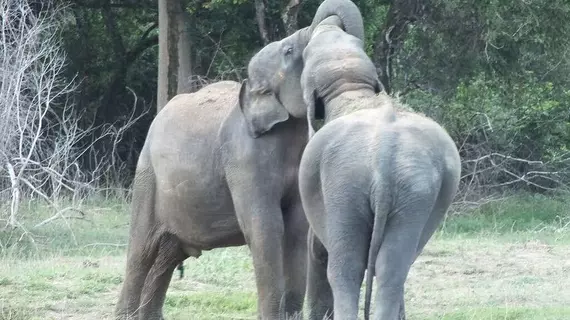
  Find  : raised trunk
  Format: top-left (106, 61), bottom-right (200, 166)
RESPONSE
top-left (309, 0), bottom-right (365, 41)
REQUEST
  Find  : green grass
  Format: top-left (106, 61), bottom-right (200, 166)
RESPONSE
top-left (0, 193), bottom-right (569, 319)
top-left (438, 193), bottom-right (570, 243)
top-left (426, 306), bottom-right (570, 320)
top-left (165, 292), bottom-right (257, 320)
top-left (0, 198), bottom-right (129, 259)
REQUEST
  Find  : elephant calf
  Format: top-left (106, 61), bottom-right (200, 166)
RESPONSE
top-left (297, 17), bottom-right (462, 320)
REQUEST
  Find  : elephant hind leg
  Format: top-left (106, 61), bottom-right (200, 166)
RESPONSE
top-left (115, 237), bottom-right (160, 320)
top-left (325, 199), bottom-right (372, 320)
top-left (373, 195), bottom-right (437, 320)
top-left (415, 170), bottom-right (461, 259)
top-left (306, 229), bottom-right (333, 320)
top-left (138, 232), bottom-right (188, 320)
top-left (115, 167), bottom-right (161, 320)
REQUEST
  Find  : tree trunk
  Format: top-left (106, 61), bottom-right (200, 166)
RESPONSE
top-left (176, 6), bottom-right (194, 94)
top-left (281, 0), bottom-right (302, 36)
top-left (158, 0), bottom-right (178, 112)
top-left (157, 0), bottom-right (193, 112)
top-left (373, 0), bottom-right (428, 94)
top-left (254, 0), bottom-right (270, 45)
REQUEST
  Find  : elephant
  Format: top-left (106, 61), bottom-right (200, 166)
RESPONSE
top-left (243, 0), bottom-right (364, 138)
top-left (113, 1), bottom-right (366, 319)
top-left (296, 17), bottom-right (462, 320)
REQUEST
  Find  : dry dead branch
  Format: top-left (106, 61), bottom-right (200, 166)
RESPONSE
top-left (0, 1), bottom-right (147, 231)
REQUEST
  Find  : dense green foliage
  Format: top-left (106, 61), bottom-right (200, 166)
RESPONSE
top-left (396, 0), bottom-right (570, 192)
top-left (40, 0), bottom-right (570, 191)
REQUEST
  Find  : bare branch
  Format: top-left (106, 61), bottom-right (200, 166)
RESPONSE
top-left (0, 1), bottom-right (148, 231)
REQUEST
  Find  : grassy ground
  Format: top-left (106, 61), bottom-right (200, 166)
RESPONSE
top-left (1, 193), bottom-right (569, 320)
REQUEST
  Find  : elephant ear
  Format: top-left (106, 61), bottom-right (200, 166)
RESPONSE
top-left (307, 89), bottom-right (326, 138)
top-left (238, 79), bottom-right (290, 138)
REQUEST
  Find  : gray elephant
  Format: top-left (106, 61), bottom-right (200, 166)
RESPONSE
top-left (296, 17), bottom-right (462, 320)
top-left (113, 1), bottom-right (366, 319)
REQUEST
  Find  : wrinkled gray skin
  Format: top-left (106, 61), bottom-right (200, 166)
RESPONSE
top-left (113, 1), bottom-right (365, 319)
top-left (297, 19), bottom-right (462, 320)
top-left (245, 0), bottom-right (364, 138)
top-left (113, 81), bottom-right (307, 320)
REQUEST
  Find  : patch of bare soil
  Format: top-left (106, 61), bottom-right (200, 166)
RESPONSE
top-left (406, 238), bottom-right (570, 315)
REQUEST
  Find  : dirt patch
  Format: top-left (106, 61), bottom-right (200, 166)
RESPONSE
top-left (406, 238), bottom-right (570, 316)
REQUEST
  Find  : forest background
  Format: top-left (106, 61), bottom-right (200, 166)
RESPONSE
top-left (2, 0), bottom-right (570, 227)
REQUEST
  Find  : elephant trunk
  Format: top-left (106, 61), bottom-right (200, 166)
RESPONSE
top-left (309, 0), bottom-right (364, 41)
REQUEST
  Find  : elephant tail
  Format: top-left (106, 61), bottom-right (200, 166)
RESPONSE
top-left (363, 163), bottom-right (392, 319)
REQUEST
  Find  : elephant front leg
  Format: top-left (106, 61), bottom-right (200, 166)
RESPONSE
top-left (233, 196), bottom-right (287, 320)
top-left (306, 229), bottom-right (333, 320)
top-left (282, 197), bottom-right (309, 318)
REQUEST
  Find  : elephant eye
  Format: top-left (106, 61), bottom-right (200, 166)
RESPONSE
top-left (284, 46), bottom-right (293, 56)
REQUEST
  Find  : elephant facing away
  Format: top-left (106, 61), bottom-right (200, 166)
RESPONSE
top-left (297, 18), bottom-right (462, 320)
top-left (114, 1), bottom-right (366, 319)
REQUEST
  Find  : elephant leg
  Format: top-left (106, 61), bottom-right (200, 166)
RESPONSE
top-left (306, 229), bottom-right (333, 320)
top-left (232, 195), bottom-right (286, 320)
top-left (282, 197), bottom-right (309, 318)
top-left (115, 169), bottom-right (159, 320)
top-left (415, 174), bottom-right (459, 259)
top-left (138, 233), bottom-right (187, 320)
top-left (325, 202), bottom-right (371, 320)
top-left (115, 238), bottom-right (158, 320)
top-left (373, 202), bottom-right (434, 320)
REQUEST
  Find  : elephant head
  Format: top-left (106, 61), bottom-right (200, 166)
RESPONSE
top-left (239, 0), bottom-right (365, 137)
top-left (300, 15), bottom-right (384, 136)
